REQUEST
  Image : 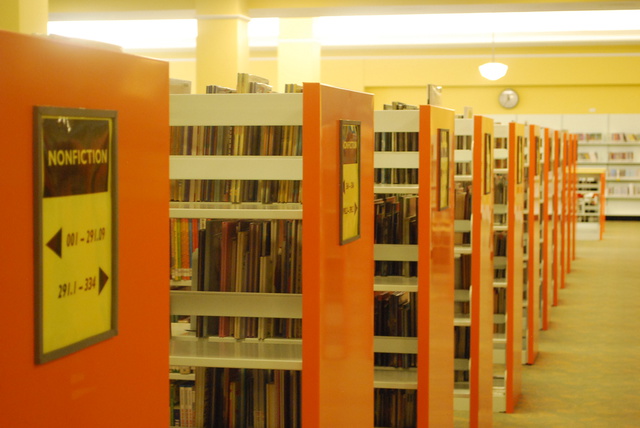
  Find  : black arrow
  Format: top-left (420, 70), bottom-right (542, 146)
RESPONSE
top-left (99, 268), bottom-right (109, 295)
top-left (354, 202), bottom-right (358, 214)
top-left (46, 228), bottom-right (63, 258)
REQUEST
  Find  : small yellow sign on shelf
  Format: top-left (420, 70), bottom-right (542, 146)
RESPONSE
top-left (34, 107), bottom-right (118, 364)
top-left (340, 120), bottom-right (361, 245)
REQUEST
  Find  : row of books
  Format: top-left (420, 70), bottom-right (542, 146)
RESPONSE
top-left (171, 368), bottom-right (301, 428)
top-left (170, 179), bottom-right (302, 204)
top-left (494, 231), bottom-right (508, 279)
top-left (494, 175), bottom-right (508, 225)
top-left (608, 167), bottom-right (640, 178)
top-left (609, 151), bottom-right (635, 161)
top-left (170, 124), bottom-right (302, 157)
top-left (374, 195), bottom-right (418, 277)
top-left (171, 218), bottom-right (202, 282)
top-left (576, 132), bottom-right (603, 142)
top-left (493, 288), bottom-right (507, 334)
top-left (610, 133), bottom-right (640, 142)
top-left (374, 291), bottom-right (417, 369)
top-left (374, 388), bottom-right (417, 428)
top-left (578, 151), bottom-right (599, 162)
top-left (607, 183), bottom-right (640, 196)
top-left (495, 136), bottom-right (508, 169)
top-left (454, 184), bottom-right (472, 246)
top-left (193, 219), bottom-right (302, 340)
top-left (454, 326), bottom-right (471, 382)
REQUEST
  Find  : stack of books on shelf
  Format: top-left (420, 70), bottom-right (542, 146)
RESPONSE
top-left (610, 132), bottom-right (640, 142)
top-left (373, 101), bottom-right (420, 427)
top-left (609, 151), bottom-right (635, 162)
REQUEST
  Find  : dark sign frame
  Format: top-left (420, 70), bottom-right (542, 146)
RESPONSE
top-left (34, 106), bottom-right (118, 364)
top-left (339, 120), bottom-right (361, 245)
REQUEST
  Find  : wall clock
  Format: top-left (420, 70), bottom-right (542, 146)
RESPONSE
top-left (499, 89), bottom-right (519, 109)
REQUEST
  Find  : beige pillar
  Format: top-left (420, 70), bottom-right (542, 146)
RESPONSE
top-left (277, 18), bottom-right (321, 92)
top-left (0, 0), bottom-right (47, 34)
top-left (195, 0), bottom-right (249, 93)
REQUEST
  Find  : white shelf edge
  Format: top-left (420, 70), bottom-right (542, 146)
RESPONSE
top-left (169, 202), bottom-right (302, 219)
top-left (170, 93), bottom-right (303, 126)
top-left (170, 155), bottom-right (303, 180)
top-left (170, 291), bottom-right (302, 318)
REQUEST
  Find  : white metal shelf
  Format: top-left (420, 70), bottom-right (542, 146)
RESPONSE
top-left (374, 244), bottom-right (418, 262)
top-left (374, 151), bottom-right (419, 169)
top-left (373, 183), bottom-right (419, 194)
top-left (169, 201), bottom-right (302, 219)
top-left (374, 110), bottom-right (420, 133)
top-left (170, 338), bottom-right (302, 370)
top-left (374, 336), bottom-right (418, 354)
top-left (170, 291), bottom-right (302, 319)
top-left (374, 368), bottom-right (417, 390)
top-left (170, 155), bottom-right (303, 180)
top-left (374, 276), bottom-right (418, 292)
top-left (170, 93), bottom-right (303, 126)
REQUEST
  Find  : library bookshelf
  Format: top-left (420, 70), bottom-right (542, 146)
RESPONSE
top-left (372, 105), bottom-right (455, 427)
top-left (525, 125), bottom-right (542, 355)
top-left (573, 114), bottom-right (640, 217)
top-left (560, 132), bottom-right (572, 287)
top-left (1, 30), bottom-right (169, 427)
top-left (551, 130), bottom-right (562, 306)
top-left (453, 115), bottom-right (495, 426)
top-left (540, 128), bottom-right (553, 330)
top-left (576, 168), bottom-right (606, 240)
top-left (493, 122), bottom-right (525, 412)
top-left (568, 134), bottom-right (578, 269)
top-left (168, 83), bottom-right (375, 428)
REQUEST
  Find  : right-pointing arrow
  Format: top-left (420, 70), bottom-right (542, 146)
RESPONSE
top-left (99, 268), bottom-right (109, 295)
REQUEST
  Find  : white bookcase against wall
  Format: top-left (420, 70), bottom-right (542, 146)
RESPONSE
top-left (488, 114), bottom-right (640, 217)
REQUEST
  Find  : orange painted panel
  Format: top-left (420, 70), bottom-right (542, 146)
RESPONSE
top-left (600, 172), bottom-right (606, 239)
top-left (527, 125), bottom-right (541, 359)
top-left (541, 128), bottom-right (552, 329)
top-left (506, 122), bottom-right (525, 412)
top-left (0, 30), bottom-right (168, 427)
top-left (470, 115), bottom-right (494, 428)
top-left (560, 132), bottom-right (569, 288)
top-left (417, 105), bottom-right (455, 427)
top-left (552, 130), bottom-right (561, 307)
top-left (301, 83), bottom-right (374, 428)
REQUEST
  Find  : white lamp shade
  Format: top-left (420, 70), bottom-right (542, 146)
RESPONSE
top-left (479, 62), bottom-right (508, 80)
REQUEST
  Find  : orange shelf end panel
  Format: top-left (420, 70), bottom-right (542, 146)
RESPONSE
top-left (505, 122), bottom-right (525, 412)
top-left (552, 130), bottom-right (561, 306)
top-left (560, 132), bottom-right (569, 288)
top-left (540, 127), bottom-right (552, 330)
top-left (301, 83), bottom-right (374, 428)
top-left (417, 105), bottom-right (455, 427)
top-left (600, 171), bottom-right (606, 239)
top-left (469, 115), bottom-right (495, 428)
top-left (571, 134), bottom-right (578, 261)
top-left (526, 125), bottom-right (542, 355)
top-left (0, 30), bottom-right (169, 427)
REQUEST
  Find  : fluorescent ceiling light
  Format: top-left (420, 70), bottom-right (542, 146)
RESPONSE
top-left (47, 9), bottom-right (640, 51)
top-left (48, 19), bottom-right (197, 50)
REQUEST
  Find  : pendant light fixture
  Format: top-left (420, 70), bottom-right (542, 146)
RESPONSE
top-left (479, 33), bottom-right (508, 81)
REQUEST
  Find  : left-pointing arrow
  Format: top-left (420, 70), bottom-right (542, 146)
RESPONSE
top-left (46, 228), bottom-right (63, 258)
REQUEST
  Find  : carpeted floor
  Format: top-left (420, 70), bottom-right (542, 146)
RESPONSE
top-left (457, 221), bottom-right (640, 427)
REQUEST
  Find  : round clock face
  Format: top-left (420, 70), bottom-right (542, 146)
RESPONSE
top-left (499, 89), bottom-right (519, 109)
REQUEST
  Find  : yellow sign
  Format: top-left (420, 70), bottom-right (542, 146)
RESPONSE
top-left (340, 121), bottom-right (361, 245)
top-left (35, 107), bottom-right (118, 364)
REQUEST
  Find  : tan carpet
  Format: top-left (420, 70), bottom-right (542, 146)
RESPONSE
top-left (458, 221), bottom-right (640, 427)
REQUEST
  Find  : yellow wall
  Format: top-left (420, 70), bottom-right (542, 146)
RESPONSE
top-left (245, 44), bottom-right (640, 114)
